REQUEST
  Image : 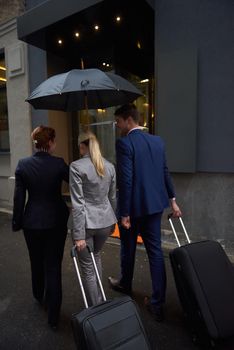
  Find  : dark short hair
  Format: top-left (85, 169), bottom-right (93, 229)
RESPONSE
top-left (114, 103), bottom-right (139, 122)
top-left (31, 125), bottom-right (55, 151)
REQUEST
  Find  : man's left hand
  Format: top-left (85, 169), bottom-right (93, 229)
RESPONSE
top-left (121, 216), bottom-right (131, 229)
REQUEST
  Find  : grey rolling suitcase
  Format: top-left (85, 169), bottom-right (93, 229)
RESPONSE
top-left (71, 246), bottom-right (151, 350)
top-left (168, 214), bottom-right (234, 345)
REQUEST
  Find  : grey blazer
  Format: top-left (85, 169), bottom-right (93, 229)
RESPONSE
top-left (69, 155), bottom-right (117, 240)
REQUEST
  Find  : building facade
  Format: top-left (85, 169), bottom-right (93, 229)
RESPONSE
top-left (0, 0), bottom-right (233, 252)
top-left (0, 0), bottom-right (31, 210)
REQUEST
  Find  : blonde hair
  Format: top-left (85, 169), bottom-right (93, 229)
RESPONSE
top-left (78, 131), bottom-right (105, 177)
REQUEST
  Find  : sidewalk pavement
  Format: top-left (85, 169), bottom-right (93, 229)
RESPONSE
top-left (1, 211), bottom-right (234, 350)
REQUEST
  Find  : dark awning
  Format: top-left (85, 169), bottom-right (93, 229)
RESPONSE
top-left (17, 0), bottom-right (104, 44)
top-left (17, 0), bottom-right (155, 78)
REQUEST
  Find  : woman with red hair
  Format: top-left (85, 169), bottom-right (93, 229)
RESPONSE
top-left (12, 125), bottom-right (69, 330)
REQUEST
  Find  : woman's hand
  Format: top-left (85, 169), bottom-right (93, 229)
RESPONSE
top-left (75, 239), bottom-right (87, 252)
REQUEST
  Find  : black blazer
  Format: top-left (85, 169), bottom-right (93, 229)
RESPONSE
top-left (12, 152), bottom-right (69, 231)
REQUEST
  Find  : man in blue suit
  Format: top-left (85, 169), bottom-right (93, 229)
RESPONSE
top-left (109, 104), bottom-right (182, 321)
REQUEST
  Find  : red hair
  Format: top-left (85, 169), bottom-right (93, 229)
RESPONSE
top-left (31, 125), bottom-right (55, 151)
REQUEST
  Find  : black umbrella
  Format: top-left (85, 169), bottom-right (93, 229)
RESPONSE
top-left (26, 69), bottom-right (143, 111)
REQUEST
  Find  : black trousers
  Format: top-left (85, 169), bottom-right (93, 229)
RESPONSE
top-left (23, 227), bottom-right (67, 324)
top-left (120, 212), bottom-right (166, 306)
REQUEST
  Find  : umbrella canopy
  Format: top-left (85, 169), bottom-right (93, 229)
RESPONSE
top-left (26, 69), bottom-right (143, 111)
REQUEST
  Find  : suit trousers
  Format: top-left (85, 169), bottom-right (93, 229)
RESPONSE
top-left (119, 212), bottom-right (166, 306)
top-left (23, 227), bottom-right (67, 324)
top-left (77, 225), bottom-right (114, 306)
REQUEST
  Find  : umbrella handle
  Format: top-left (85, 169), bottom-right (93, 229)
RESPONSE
top-left (84, 92), bottom-right (89, 125)
top-left (80, 57), bottom-right (89, 125)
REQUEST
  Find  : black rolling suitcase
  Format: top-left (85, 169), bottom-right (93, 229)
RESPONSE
top-left (71, 246), bottom-right (151, 350)
top-left (168, 214), bottom-right (234, 345)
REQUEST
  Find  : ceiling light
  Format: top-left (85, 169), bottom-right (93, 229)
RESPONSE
top-left (58, 39), bottom-right (63, 45)
top-left (116, 16), bottom-right (121, 22)
top-left (102, 62), bottom-right (106, 66)
top-left (94, 25), bottom-right (99, 31)
top-left (137, 41), bottom-right (141, 49)
top-left (140, 79), bottom-right (149, 83)
top-left (75, 32), bottom-right (80, 38)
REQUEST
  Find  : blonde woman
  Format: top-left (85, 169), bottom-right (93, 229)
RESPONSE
top-left (69, 131), bottom-right (117, 305)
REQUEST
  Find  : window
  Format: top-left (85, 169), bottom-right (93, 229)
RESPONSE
top-left (0, 51), bottom-right (9, 152)
top-left (128, 73), bottom-right (155, 134)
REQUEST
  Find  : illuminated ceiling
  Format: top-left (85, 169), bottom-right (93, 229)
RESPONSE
top-left (18, 0), bottom-right (154, 78)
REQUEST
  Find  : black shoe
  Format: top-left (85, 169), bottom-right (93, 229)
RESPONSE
top-left (108, 277), bottom-right (132, 296)
top-left (48, 320), bottom-right (58, 331)
top-left (49, 323), bottom-right (58, 331)
top-left (48, 313), bottom-right (59, 331)
top-left (144, 297), bottom-right (164, 322)
top-left (35, 297), bottom-right (44, 306)
top-left (35, 297), bottom-right (48, 311)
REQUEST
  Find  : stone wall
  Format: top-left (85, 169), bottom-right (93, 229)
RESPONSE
top-left (0, 0), bottom-right (25, 25)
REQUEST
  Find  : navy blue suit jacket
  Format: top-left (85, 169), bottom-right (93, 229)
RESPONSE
top-left (12, 152), bottom-right (69, 231)
top-left (116, 129), bottom-right (175, 218)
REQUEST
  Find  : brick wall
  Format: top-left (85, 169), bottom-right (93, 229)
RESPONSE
top-left (0, 0), bottom-right (25, 25)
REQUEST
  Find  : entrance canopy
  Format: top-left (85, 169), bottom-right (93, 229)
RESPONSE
top-left (17, 0), bottom-right (154, 78)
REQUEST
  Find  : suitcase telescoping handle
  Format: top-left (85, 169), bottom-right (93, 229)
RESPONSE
top-left (71, 245), bottom-right (107, 309)
top-left (167, 214), bottom-right (191, 247)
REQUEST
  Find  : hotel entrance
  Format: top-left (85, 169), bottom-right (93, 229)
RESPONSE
top-left (17, 0), bottom-right (155, 165)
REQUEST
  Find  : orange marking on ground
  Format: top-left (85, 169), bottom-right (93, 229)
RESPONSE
top-left (111, 224), bottom-right (143, 243)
